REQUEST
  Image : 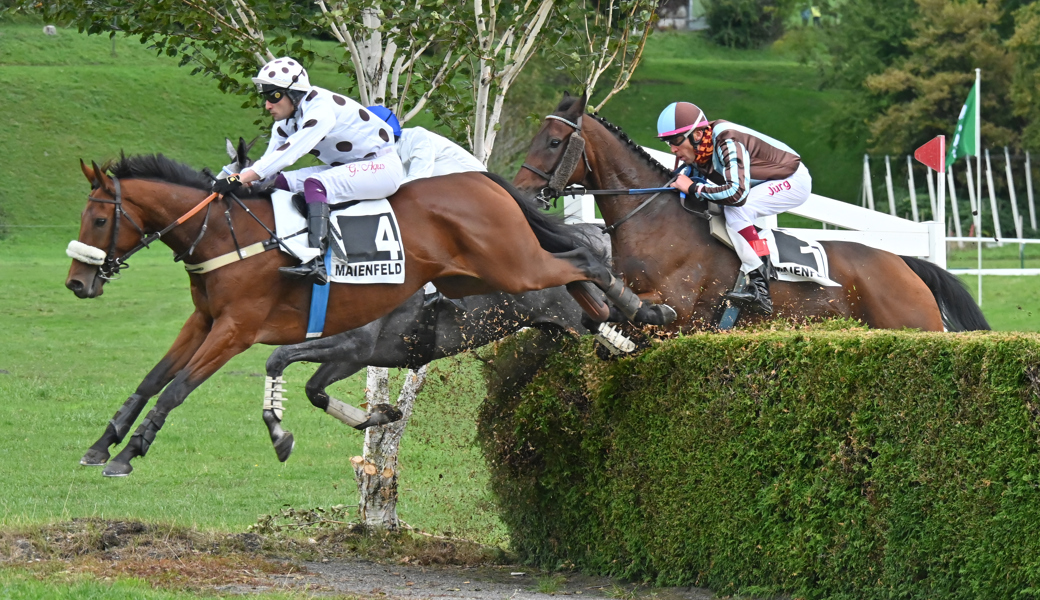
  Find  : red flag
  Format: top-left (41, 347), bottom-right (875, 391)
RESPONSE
top-left (914, 136), bottom-right (946, 172)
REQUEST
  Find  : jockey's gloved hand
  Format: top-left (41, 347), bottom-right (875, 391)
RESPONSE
top-left (212, 174), bottom-right (243, 195)
top-left (690, 174), bottom-right (709, 186)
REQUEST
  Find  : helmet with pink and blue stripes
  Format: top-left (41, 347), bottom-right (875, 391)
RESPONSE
top-left (656, 102), bottom-right (709, 138)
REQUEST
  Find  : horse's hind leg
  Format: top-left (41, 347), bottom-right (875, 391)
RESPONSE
top-left (554, 249), bottom-right (676, 326)
top-left (81, 311), bottom-right (209, 466)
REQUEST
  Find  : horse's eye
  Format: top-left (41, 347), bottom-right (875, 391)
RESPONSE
top-left (549, 139), bottom-right (561, 148)
top-left (94, 218), bottom-right (107, 227)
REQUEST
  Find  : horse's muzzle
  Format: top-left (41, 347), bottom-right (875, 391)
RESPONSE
top-left (65, 268), bottom-right (104, 298)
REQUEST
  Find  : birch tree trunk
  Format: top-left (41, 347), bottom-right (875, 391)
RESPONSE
top-left (351, 366), bottom-right (427, 529)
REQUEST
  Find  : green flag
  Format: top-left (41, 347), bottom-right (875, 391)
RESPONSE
top-left (947, 81), bottom-right (978, 166)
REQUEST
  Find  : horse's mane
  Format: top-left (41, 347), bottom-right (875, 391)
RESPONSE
top-left (102, 153), bottom-right (215, 191)
top-left (586, 113), bottom-right (673, 179)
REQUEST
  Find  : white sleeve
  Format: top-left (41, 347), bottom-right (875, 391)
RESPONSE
top-left (400, 129), bottom-right (437, 182)
top-left (250, 103), bottom-right (337, 179)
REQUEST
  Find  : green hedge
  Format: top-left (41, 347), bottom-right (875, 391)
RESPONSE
top-left (478, 327), bottom-right (1040, 599)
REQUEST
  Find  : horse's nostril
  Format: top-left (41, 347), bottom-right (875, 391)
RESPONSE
top-left (66, 279), bottom-right (84, 292)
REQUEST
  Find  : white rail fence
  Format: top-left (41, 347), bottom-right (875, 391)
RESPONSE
top-left (564, 147), bottom-right (1039, 275)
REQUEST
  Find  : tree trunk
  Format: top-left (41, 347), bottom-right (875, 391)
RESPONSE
top-left (351, 366), bottom-right (427, 529)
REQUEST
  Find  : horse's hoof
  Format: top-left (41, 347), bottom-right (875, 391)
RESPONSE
top-left (274, 432), bottom-right (295, 463)
top-left (638, 303), bottom-right (677, 325)
top-left (102, 461), bottom-right (133, 477)
top-left (80, 448), bottom-right (110, 466)
top-left (352, 403), bottom-right (404, 430)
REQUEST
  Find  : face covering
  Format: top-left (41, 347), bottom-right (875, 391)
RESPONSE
top-left (693, 125), bottom-right (714, 169)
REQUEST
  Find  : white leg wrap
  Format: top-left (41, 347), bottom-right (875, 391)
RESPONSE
top-left (263, 376), bottom-right (287, 420)
top-left (326, 397), bottom-right (368, 427)
top-left (594, 323), bottom-right (637, 355)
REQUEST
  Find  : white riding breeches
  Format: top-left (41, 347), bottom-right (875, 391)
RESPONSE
top-left (279, 149), bottom-right (405, 202)
top-left (724, 163), bottom-right (812, 273)
top-left (723, 162), bottom-right (812, 232)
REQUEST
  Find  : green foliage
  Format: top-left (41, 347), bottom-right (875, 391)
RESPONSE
top-left (705, 0), bottom-right (792, 49)
top-left (1009, 2), bottom-right (1040, 152)
top-left (480, 328), bottom-right (1040, 598)
top-left (864, 0), bottom-right (1018, 154)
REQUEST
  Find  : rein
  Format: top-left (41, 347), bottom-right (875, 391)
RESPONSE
top-left (524, 113), bottom-right (713, 233)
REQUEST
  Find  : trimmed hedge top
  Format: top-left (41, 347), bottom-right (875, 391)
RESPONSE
top-left (479, 328), bottom-right (1040, 599)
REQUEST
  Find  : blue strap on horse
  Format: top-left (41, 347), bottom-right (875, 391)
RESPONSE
top-left (306, 247), bottom-right (333, 338)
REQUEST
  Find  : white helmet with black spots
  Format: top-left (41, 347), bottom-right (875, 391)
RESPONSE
top-left (252, 57), bottom-right (311, 93)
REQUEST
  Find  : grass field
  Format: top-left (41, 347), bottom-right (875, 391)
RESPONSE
top-left (0, 16), bottom-right (1038, 597)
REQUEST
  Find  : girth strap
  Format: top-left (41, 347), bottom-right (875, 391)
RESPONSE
top-left (184, 238), bottom-right (280, 274)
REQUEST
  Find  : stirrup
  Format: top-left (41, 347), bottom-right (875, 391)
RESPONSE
top-left (280, 260), bottom-right (328, 285)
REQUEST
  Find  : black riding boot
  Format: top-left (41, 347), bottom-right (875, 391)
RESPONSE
top-left (279, 201), bottom-right (329, 285)
top-left (723, 257), bottom-right (773, 316)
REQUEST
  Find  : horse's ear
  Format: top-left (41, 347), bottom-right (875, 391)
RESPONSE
top-left (91, 160), bottom-right (113, 191)
top-left (226, 138), bottom-right (237, 161)
top-left (577, 92), bottom-right (589, 113)
top-left (80, 159), bottom-right (100, 187)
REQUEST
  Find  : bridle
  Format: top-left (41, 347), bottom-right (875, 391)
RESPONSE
top-left (521, 113), bottom-right (706, 234)
top-left (73, 176), bottom-right (220, 280)
top-left (520, 114), bottom-right (592, 208)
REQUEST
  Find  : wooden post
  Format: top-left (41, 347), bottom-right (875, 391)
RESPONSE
top-left (884, 155), bottom-right (897, 216)
top-left (1004, 147), bottom-right (1024, 242)
top-left (907, 154), bottom-right (920, 222)
top-left (947, 166), bottom-right (963, 248)
top-left (984, 148), bottom-right (1002, 241)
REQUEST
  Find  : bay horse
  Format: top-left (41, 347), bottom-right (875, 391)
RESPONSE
top-left (66, 154), bottom-right (672, 477)
top-left (513, 94), bottom-right (990, 332)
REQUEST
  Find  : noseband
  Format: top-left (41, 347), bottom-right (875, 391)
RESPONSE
top-left (79, 177), bottom-right (149, 280)
top-left (521, 114), bottom-right (592, 207)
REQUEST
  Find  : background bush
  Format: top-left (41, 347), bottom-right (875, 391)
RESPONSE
top-left (479, 327), bottom-right (1040, 599)
top-left (706, 0), bottom-right (789, 49)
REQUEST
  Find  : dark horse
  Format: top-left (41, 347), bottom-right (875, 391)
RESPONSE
top-left (513, 94), bottom-right (990, 332)
top-left (66, 154), bottom-right (672, 476)
top-left (261, 223), bottom-right (610, 462)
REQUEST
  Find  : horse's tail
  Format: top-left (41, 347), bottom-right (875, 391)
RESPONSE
top-left (481, 172), bottom-right (608, 262)
top-left (900, 256), bottom-right (990, 331)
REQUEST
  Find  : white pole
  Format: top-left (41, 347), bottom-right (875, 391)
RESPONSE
top-left (926, 167), bottom-right (937, 219)
top-left (965, 159), bottom-right (979, 216)
top-left (947, 166), bottom-right (963, 248)
top-left (863, 154), bottom-right (875, 210)
top-left (885, 155), bottom-right (897, 215)
top-left (975, 68), bottom-right (982, 305)
top-left (1026, 151), bottom-right (1037, 231)
top-left (984, 148), bottom-right (1002, 242)
top-left (907, 154), bottom-right (920, 221)
top-left (1004, 146), bottom-right (1024, 242)
top-left (936, 137), bottom-right (946, 269)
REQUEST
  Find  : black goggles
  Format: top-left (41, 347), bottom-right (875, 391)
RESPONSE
top-left (261, 88), bottom-right (290, 104)
top-left (661, 132), bottom-right (689, 148)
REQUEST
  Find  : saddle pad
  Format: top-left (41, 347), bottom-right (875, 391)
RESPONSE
top-left (763, 229), bottom-right (840, 287)
top-left (271, 190), bottom-right (406, 284)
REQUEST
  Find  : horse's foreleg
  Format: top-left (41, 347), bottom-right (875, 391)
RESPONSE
top-left (102, 320), bottom-right (252, 477)
top-left (81, 311), bottom-right (210, 466)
